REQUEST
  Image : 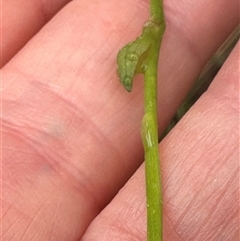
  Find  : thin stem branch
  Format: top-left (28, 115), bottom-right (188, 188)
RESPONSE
top-left (150, 0), bottom-right (164, 24)
top-left (117, 1), bottom-right (165, 240)
top-left (142, 19), bottom-right (165, 241)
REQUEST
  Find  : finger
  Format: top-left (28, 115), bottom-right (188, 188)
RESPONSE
top-left (2, 1), bottom-right (149, 240)
top-left (1, 0), bottom-right (70, 67)
top-left (157, 0), bottom-right (239, 129)
top-left (2, 0), bottom-right (239, 240)
top-left (82, 41), bottom-right (239, 241)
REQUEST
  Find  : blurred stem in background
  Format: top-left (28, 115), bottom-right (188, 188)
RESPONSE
top-left (161, 24), bottom-right (240, 140)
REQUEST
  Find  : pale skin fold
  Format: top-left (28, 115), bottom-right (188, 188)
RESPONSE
top-left (2, 0), bottom-right (239, 240)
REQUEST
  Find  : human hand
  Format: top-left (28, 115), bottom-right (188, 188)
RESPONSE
top-left (2, 0), bottom-right (239, 240)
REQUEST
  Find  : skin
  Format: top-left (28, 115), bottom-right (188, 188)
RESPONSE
top-left (2, 0), bottom-right (239, 240)
top-left (1, 0), bottom-right (69, 68)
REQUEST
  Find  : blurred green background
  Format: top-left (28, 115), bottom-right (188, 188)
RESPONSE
top-left (161, 24), bottom-right (240, 140)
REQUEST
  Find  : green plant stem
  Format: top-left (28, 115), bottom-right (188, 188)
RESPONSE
top-left (150, 0), bottom-right (164, 24)
top-left (142, 19), bottom-right (165, 241)
top-left (116, 1), bottom-right (165, 240)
